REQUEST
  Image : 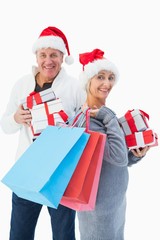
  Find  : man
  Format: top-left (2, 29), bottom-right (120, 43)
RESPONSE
top-left (0, 26), bottom-right (85, 240)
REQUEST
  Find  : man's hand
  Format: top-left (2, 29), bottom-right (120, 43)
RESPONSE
top-left (14, 104), bottom-right (32, 126)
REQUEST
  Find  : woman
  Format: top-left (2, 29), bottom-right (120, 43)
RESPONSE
top-left (76, 48), bottom-right (149, 240)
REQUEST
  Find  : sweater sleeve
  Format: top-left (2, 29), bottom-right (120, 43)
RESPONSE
top-left (127, 150), bottom-right (144, 166)
top-left (95, 106), bottom-right (128, 167)
top-left (1, 73), bottom-right (36, 134)
top-left (0, 81), bottom-right (22, 134)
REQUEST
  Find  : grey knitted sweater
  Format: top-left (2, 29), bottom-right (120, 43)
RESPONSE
top-left (77, 106), bottom-right (142, 240)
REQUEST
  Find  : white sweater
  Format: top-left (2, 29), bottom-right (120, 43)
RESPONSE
top-left (0, 66), bottom-right (85, 160)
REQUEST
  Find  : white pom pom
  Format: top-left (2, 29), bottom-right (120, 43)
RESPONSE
top-left (65, 55), bottom-right (74, 65)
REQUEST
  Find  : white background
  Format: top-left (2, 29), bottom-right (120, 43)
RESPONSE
top-left (0, 0), bottom-right (160, 239)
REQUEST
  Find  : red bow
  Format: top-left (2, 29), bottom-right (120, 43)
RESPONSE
top-left (26, 91), bottom-right (42, 109)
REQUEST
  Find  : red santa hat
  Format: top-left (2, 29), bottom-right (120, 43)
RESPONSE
top-left (79, 48), bottom-right (119, 89)
top-left (32, 26), bottom-right (74, 65)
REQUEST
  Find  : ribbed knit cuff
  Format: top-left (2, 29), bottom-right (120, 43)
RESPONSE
top-left (96, 106), bottom-right (116, 123)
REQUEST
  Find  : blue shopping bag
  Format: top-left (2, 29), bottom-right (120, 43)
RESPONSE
top-left (1, 125), bottom-right (90, 208)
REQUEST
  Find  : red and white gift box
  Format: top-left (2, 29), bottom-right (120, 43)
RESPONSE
top-left (30, 98), bottom-right (68, 135)
top-left (119, 109), bottom-right (149, 135)
top-left (125, 129), bottom-right (158, 149)
top-left (21, 88), bottom-right (56, 109)
top-left (31, 112), bottom-right (68, 135)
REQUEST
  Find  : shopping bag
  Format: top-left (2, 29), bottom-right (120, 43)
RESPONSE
top-left (1, 125), bottom-right (90, 208)
top-left (60, 131), bottom-right (106, 211)
top-left (60, 109), bottom-right (106, 211)
top-left (77, 133), bottom-right (106, 211)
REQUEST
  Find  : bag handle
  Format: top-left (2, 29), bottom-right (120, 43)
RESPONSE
top-left (61, 107), bottom-right (90, 132)
top-left (85, 108), bottom-right (90, 132)
top-left (75, 107), bottom-right (90, 132)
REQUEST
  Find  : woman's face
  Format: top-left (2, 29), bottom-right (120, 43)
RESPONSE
top-left (88, 70), bottom-right (116, 102)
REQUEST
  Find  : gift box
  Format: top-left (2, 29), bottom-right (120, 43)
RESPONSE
top-left (119, 109), bottom-right (149, 135)
top-left (125, 129), bottom-right (158, 149)
top-left (30, 99), bottom-right (68, 135)
top-left (21, 88), bottom-right (56, 109)
top-left (30, 98), bottom-right (64, 121)
top-left (31, 112), bottom-right (68, 135)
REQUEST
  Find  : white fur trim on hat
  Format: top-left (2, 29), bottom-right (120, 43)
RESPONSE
top-left (79, 59), bottom-right (119, 90)
top-left (32, 36), bottom-right (66, 54)
top-left (65, 55), bottom-right (74, 65)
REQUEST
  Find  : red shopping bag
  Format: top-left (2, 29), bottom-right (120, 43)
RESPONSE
top-left (60, 109), bottom-right (106, 211)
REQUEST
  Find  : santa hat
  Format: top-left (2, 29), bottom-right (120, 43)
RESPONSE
top-left (79, 48), bottom-right (119, 89)
top-left (32, 26), bottom-right (74, 65)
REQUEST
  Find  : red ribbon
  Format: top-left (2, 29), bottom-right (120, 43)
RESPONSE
top-left (125, 129), bottom-right (156, 148)
top-left (31, 101), bottom-right (68, 136)
top-left (139, 109), bottom-right (149, 120)
top-left (44, 103), bottom-right (68, 125)
top-left (125, 134), bottom-right (137, 147)
top-left (44, 102), bottom-right (55, 125)
top-left (26, 91), bottom-right (42, 109)
top-left (125, 110), bottom-right (138, 133)
top-left (143, 129), bottom-right (154, 144)
top-left (58, 110), bottom-right (68, 122)
top-left (30, 125), bottom-right (41, 137)
top-left (125, 109), bottom-right (149, 133)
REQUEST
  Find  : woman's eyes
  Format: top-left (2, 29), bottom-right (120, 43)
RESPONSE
top-left (97, 75), bottom-right (105, 80)
top-left (97, 75), bottom-right (115, 81)
top-left (108, 76), bottom-right (115, 81)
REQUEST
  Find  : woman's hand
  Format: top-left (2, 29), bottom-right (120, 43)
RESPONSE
top-left (131, 146), bottom-right (150, 158)
top-left (89, 106), bottom-right (99, 118)
top-left (14, 104), bottom-right (32, 126)
top-left (81, 103), bottom-right (99, 118)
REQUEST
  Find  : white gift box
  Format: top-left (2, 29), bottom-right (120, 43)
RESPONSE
top-left (119, 109), bottom-right (149, 135)
top-left (30, 98), bottom-right (68, 135)
top-left (21, 88), bottom-right (56, 109)
top-left (125, 129), bottom-right (158, 149)
top-left (31, 98), bottom-right (64, 121)
top-left (31, 113), bottom-right (67, 134)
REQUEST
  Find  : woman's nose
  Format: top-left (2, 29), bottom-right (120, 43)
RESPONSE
top-left (103, 79), bottom-right (112, 86)
top-left (102, 81), bottom-right (113, 90)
